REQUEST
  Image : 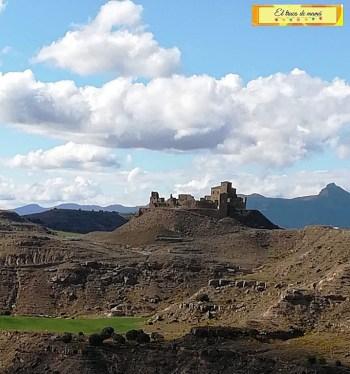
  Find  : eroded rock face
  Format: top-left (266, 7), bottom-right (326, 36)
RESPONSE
top-left (208, 279), bottom-right (268, 291)
top-left (1, 213), bottom-right (350, 349)
top-left (263, 289), bottom-right (345, 330)
top-left (0, 232), bottom-right (214, 316)
top-left (0, 330), bottom-right (339, 374)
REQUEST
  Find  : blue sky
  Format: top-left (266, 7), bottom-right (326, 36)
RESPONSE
top-left (1, 0), bottom-right (348, 81)
top-left (0, 0), bottom-right (349, 207)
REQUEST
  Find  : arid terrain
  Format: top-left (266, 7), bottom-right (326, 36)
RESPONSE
top-left (1, 208), bottom-right (350, 373)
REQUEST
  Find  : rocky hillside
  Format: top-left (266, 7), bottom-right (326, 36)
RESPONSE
top-left (1, 328), bottom-right (347, 373)
top-left (1, 210), bottom-right (350, 370)
top-left (25, 208), bottom-right (127, 234)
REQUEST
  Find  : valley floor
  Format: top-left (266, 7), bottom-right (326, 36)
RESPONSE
top-left (0, 316), bottom-right (144, 334)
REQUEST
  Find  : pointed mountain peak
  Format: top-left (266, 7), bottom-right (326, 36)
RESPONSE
top-left (318, 183), bottom-right (349, 198)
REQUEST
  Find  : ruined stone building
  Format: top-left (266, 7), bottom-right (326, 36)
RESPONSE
top-left (140, 181), bottom-right (247, 218)
top-left (209, 181), bottom-right (247, 216)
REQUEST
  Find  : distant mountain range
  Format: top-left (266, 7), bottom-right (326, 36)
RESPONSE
top-left (14, 203), bottom-right (139, 216)
top-left (14, 183), bottom-right (350, 229)
top-left (246, 183), bottom-right (350, 228)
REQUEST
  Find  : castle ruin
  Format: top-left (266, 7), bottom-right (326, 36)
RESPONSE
top-left (139, 181), bottom-right (247, 219)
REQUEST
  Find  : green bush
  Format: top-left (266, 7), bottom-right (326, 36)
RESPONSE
top-left (318, 357), bottom-right (327, 365)
top-left (100, 326), bottom-right (115, 340)
top-left (307, 355), bottom-right (317, 365)
top-left (125, 329), bottom-right (150, 343)
top-left (112, 333), bottom-right (126, 344)
top-left (61, 332), bottom-right (73, 344)
top-left (125, 329), bottom-right (139, 341)
top-left (135, 330), bottom-right (150, 344)
top-left (89, 333), bottom-right (103, 346)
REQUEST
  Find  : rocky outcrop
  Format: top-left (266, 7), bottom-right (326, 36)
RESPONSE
top-left (208, 278), bottom-right (267, 292)
top-left (2, 330), bottom-right (345, 374)
top-left (263, 289), bottom-right (346, 329)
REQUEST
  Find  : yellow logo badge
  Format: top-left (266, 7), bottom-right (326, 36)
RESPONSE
top-left (252, 4), bottom-right (343, 26)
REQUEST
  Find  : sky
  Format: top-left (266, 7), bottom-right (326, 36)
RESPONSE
top-left (0, 0), bottom-right (350, 208)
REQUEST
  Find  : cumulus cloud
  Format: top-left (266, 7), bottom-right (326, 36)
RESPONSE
top-left (122, 163), bottom-right (350, 202)
top-left (0, 175), bottom-right (100, 208)
top-left (7, 142), bottom-right (120, 170)
top-left (35, 0), bottom-right (180, 78)
top-left (174, 176), bottom-right (212, 195)
top-left (0, 1), bottom-right (6, 13)
top-left (0, 175), bottom-right (15, 201)
top-left (24, 176), bottom-right (100, 203)
top-left (1, 46), bottom-right (11, 55)
top-left (1, 164), bottom-right (350, 209)
top-left (1, 69), bottom-right (350, 167)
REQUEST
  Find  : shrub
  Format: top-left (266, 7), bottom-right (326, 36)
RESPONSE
top-left (100, 326), bottom-right (115, 340)
top-left (319, 357), bottom-right (327, 365)
top-left (89, 333), bottom-right (103, 346)
top-left (125, 329), bottom-right (150, 344)
top-left (61, 332), bottom-right (73, 344)
top-left (125, 329), bottom-right (139, 341)
top-left (307, 356), bottom-right (317, 365)
top-left (196, 293), bottom-right (210, 302)
top-left (135, 331), bottom-right (150, 344)
top-left (150, 332), bottom-right (165, 342)
top-left (112, 333), bottom-right (126, 344)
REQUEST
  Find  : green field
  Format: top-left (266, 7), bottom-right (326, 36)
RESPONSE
top-left (0, 316), bottom-right (145, 334)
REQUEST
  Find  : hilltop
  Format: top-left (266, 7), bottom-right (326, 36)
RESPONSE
top-left (91, 207), bottom-right (278, 246)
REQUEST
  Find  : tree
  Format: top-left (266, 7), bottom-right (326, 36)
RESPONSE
top-left (89, 333), bottom-right (103, 346)
top-left (125, 329), bottom-right (139, 341)
top-left (112, 333), bottom-right (126, 344)
top-left (100, 326), bottom-right (115, 340)
top-left (61, 332), bottom-right (73, 344)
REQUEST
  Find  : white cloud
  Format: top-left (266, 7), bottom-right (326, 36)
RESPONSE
top-left (121, 165), bottom-right (350, 202)
top-left (0, 175), bottom-right (15, 201)
top-left (7, 142), bottom-right (120, 170)
top-left (0, 175), bottom-right (100, 208)
top-left (0, 1), bottom-right (6, 13)
top-left (1, 69), bottom-right (350, 167)
top-left (1, 163), bottom-right (350, 209)
top-left (174, 176), bottom-right (212, 195)
top-left (0, 46), bottom-right (11, 68)
top-left (127, 167), bottom-right (143, 183)
top-left (23, 176), bottom-right (100, 203)
top-left (35, 0), bottom-right (180, 78)
top-left (1, 46), bottom-right (11, 55)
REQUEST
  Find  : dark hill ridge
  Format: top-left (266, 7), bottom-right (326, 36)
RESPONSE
top-left (0, 210), bottom-right (48, 233)
top-left (25, 208), bottom-right (127, 234)
top-left (246, 183), bottom-right (350, 228)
